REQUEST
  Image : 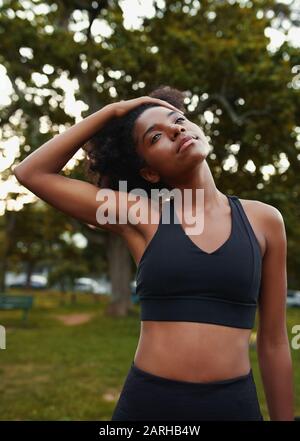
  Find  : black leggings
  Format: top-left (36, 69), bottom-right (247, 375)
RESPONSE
top-left (111, 361), bottom-right (264, 421)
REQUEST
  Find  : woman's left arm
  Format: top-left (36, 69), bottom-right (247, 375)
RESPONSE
top-left (256, 203), bottom-right (295, 421)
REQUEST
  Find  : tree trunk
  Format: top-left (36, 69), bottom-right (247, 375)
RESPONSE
top-left (105, 232), bottom-right (133, 317)
top-left (0, 257), bottom-right (8, 293)
top-left (70, 291), bottom-right (77, 305)
top-left (59, 282), bottom-right (67, 306)
top-left (0, 211), bottom-right (17, 293)
top-left (25, 260), bottom-right (35, 289)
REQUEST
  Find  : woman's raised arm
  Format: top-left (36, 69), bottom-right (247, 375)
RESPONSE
top-left (13, 97), bottom-right (181, 233)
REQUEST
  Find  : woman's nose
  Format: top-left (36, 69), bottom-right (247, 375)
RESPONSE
top-left (170, 124), bottom-right (185, 139)
top-left (171, 124), bottom-right (185, 133)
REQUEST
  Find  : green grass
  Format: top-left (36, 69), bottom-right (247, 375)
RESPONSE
top-left (0, 289), bottom-right (299, 420)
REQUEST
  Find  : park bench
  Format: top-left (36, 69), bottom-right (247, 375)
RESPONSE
top-left (0, 295), bottom-right (34, 322)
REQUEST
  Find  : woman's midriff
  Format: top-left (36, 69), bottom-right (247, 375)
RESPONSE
top-left (133, 321), bottom-right (252, 383)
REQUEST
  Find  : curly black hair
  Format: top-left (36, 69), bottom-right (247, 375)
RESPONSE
top-left (83, 85), bottom-right (187, 198)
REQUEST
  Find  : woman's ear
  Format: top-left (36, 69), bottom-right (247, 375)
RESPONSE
top-left (139, 166), bottom-right (161, 184)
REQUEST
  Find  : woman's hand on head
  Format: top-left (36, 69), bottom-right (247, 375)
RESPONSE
top-left (109, 96), bottom-right (184, 118)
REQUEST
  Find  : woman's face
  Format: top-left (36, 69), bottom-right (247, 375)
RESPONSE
top-left (133, 106), bottom-right (211, 184)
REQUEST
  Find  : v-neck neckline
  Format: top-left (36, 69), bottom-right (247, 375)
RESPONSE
top-left (171, 194), bottom-right (234, 256)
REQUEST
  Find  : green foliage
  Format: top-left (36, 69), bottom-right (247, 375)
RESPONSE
top-left (6, 202), bottom-right (106, 287)
top-left (0, 0), bottom-right (299, 282)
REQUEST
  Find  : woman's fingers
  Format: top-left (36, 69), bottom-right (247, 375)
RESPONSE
top-left (140, 96), bottom-right (184, 113)
top-left (112, 96), bottom-right (184, 118)
top-left (157, 99), bottom-right (184, 113)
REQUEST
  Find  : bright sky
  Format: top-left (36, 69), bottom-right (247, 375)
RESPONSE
top-left (0, 0), bottom-right (299, 216)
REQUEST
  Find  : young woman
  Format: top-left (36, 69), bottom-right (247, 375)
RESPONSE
top-left (14, 86), bottom-right (294, 421)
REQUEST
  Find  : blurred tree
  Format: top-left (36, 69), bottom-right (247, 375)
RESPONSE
top-left (6, 201), bottom-right (93, 289)
top-left (0, 0), bottom-right (299, 308)
top-left (0, 209), bottom-right (17, 292)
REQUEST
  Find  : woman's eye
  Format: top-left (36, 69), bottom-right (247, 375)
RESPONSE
top-left (150, 117), bottom-right (185, 144)
top-left (151, 133), bottom-right (160, 144)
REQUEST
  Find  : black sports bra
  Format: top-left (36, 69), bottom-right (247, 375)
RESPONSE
top-left (135, 195), bottom-right (262, 329)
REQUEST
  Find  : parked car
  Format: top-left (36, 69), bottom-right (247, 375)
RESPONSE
top-left (6, 273), bottom-right (48, 289)
top-left (29, 274), bottom-right (48, 289)
top-left (73, 277), bottom-right (138, 300)
top-left (95, 277), bottom-right (112, 295)
top-left (74, 277), bottom-right (111, 295)
top-left (286, 290), bottom-right (300, 307)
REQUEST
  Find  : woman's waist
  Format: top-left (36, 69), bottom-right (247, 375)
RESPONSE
top-left (134, 321), bottom-right (252, 382)
top-left (139, 319), bottom-right (252, 342)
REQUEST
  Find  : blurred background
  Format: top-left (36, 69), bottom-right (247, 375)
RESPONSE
top-left (0, 0), bottom-right (299, 421)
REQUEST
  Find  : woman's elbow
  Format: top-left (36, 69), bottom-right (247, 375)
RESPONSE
top-left (13, 165), bottom-right (27, 184)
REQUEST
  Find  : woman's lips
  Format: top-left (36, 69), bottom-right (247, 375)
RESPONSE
top-left (177, 137), bottom-right (196, 153)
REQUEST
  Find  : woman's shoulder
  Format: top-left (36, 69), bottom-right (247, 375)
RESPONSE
top-left (238, 197), bottom-right (283, 219)
top-left (237, 197), bottom-right (285, 236)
